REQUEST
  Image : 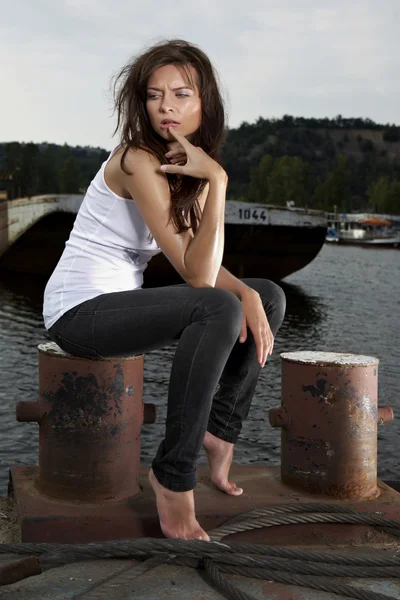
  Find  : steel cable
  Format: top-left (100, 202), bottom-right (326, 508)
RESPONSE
top-left (1, 503), bottom-right (400, 600)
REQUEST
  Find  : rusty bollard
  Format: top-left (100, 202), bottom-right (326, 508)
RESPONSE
top-left (269, 351), bottom-right (394, 499)
top-left (16, 342), bottom-right (156, 502)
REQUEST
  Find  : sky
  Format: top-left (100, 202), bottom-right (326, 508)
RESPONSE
top-left (1, 0), bottom-right (399, 151)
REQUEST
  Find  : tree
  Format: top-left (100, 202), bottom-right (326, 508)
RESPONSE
top-left (20, 143), bottom-right (39, 196)
top-left (248, 154), bottom-right (309, 206)
top-left (360, 139), bottom-right (375, 153)
top-left (36, 147), bottom-right (60, 194)
top-left (312, 154), bottom-right (350, 211)
top-left (386, 181), bottom-right (400, 214)
top-left (248, 154), bottom-right (274, 203)
top-left (366, 176), bottom-right (391, 212)
top-left (3, 142), bottom-right (22, 198)
top-left (267, 156), bottom-right (308, 206)
top-left (60, 156), bottom-right (81, 193)
top-left (383, 128), bottom-right (400, 142)
top-left (3, 142), bottom-right (22, 173)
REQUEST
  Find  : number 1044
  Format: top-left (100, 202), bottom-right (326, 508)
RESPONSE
top-left (238, 209), bottom-right (267, 221)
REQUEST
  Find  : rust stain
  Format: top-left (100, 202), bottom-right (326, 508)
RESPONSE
top-left (42, 371), bottom-right (125, 441)
top-left (33, 345), bottom-right (146, 502)
top-left (302, 378), bottom-right (327, 399)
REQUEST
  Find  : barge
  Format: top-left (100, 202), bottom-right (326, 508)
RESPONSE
top-left (0, 197), bottom-right (327, 281)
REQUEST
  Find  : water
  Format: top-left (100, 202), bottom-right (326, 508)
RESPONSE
top-left (0, 244), bottom-right (399, 496)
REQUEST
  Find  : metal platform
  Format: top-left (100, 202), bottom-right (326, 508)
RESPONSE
top-left (8, 465), bottom-right (400, 546)
top-left (2, 466), bottom-right (400, 598)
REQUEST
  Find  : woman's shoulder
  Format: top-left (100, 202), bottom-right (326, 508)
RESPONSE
top-left (106, 144), bottom-right (163, 192)
top-left (117, 144), bottom-right (162, 170)
top-left (103, 144), bottom-right (162, 200)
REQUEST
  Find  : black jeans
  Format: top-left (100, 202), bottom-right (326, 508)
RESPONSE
top-left (48, 278), bottom-right (286, 492)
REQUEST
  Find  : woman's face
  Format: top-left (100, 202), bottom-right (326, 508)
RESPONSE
top-left (146, 64), bottom-right (201, 142)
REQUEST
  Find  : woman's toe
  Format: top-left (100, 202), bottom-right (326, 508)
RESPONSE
top-left (229, 484), bottom-right (243, 496)
top-left (217, 480), bottom-right (243, 496)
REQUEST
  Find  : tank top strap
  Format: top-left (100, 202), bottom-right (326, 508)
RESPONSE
top-left (105, 143), bottom-right (123, 165)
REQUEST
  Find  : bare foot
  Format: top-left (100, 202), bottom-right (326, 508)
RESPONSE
top-left (148, 469), bottom-right (210, 541)
top-left (203, 431), bottom-right (243, 496)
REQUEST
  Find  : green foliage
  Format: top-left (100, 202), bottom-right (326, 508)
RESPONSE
top-left (221, 115), bottom-right (400, 214)
top-left (0, 142), bottom-right (108, 199)
top-left (248, 154), bottom-right (309, 206)
top-left (360, 139), bottom-right (375, 153)
top-left (367, 177), bottom-right (400, 214)
top-left (248, 155), bottom-right (274, 203)
top-left (60, 157), bottom-right (81, 193)
top-left (388, 181), bottom-right (400, 214)
top-left (367, 177), bottom-right (390, 212)
top-left (36, 146), bottom-right (61, 194)
top-left (1, 115), bottom-right (400, 215)
top-left (383, 128), bottom-right (400, 142)
top-left (312, 155), bottom-right (350, 212)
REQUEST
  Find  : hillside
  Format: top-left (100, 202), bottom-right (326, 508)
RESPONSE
top-left (1, 116), bottom-right (400, 213)
top-left (221, 117), bottom-right (400, 213)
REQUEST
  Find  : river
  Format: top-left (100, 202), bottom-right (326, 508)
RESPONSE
top-left (0, 243), bottom-right (399, 496)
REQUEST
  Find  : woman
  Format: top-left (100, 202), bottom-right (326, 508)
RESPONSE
top-left (43, 39), bottom-right (286, 541)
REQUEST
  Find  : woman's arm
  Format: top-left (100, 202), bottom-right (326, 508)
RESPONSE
top-left (121, 144), bottom-right (227, 288)
top-left (193, 182), bottom-right (251, 299)
top-left (184, 174), bottom-right (226, 287)
top-left (214, 266), bottom-right (253, 299)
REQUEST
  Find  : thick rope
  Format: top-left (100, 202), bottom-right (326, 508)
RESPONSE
top-left (1, 503), bottom-right (400, 600)
top-left (204, 558), bottom-right (260, 600)
top-left (220, 501), bottom-right (362, 522)
top-left (183, 553), bottom-right (400, 578)
top-left (208, 511), bottom-right (400, 540)
top-left (2, 538), bottom-right (400, 567)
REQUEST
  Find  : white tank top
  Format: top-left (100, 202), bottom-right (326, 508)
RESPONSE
top-left (43, 146), bottom-right (161, 329)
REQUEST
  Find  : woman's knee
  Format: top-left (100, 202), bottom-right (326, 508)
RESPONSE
top-left (243, 278), bottom-right (286, 318)
top-left (196, 287), bottom-right (243, 332)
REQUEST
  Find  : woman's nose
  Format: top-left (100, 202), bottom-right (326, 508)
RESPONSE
top-left (160, 105), bottom-right (174, 113)
top-left (160, 95), bottom-right (174, 112)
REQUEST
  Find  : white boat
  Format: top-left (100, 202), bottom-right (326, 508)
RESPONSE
top-left (325, 212), bottom-right (400, 248)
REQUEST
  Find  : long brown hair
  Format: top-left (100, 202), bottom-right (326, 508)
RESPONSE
top-left (112, 39), bottom-right (226, 234)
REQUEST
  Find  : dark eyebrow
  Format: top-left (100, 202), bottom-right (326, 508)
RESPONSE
top-left (147, 86), bottom-right (193, 92)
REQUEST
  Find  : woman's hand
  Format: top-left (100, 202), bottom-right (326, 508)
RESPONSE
top-left (165, 140), bottom-right (187, 166)
top-left (160, 128), bottom-right (226, 182)
top-left (239, 288), bottom-right (274, 368)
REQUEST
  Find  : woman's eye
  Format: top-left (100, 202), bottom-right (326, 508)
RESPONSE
top-left (147, 93), bottom-right (189, 100)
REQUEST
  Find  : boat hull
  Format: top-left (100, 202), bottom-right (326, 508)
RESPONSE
top-left (0, 211), bottom-right (327, 282)
top-left (325, 238), bottom-right (400, 249)
top-left (145, 223), bottom-right (327, 286)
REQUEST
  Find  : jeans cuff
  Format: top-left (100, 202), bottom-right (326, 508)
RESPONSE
top-left (151, 466), bottom-right (196, 492)
top-left (207, 422), bottom-right (239, 444)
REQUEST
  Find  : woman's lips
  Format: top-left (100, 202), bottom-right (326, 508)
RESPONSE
top-left (160, 122), bottom-right (180, 129)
